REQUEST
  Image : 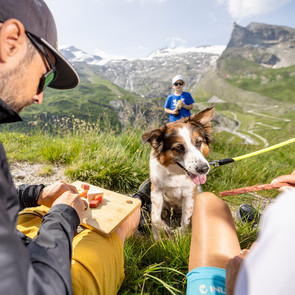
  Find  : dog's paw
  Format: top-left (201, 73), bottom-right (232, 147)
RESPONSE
top-left (152, 222), bottom-right (172, 240)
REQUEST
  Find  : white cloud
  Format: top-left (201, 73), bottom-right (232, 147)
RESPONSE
top-left (218, 0), bottom-right (291, 20)
top-left (165, 37), bottom-right (187, 48)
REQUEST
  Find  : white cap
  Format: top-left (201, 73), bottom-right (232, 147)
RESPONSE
top-left (172, 75), bottom-right (185, 85)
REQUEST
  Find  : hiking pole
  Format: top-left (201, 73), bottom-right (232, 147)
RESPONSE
top-left (209, 137), bottom-right (295, 168)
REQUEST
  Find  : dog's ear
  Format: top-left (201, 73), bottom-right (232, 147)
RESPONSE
top-left (185, 104), bottom-right (215, 126)
top-left (142, 125), bottom-right (166, 149)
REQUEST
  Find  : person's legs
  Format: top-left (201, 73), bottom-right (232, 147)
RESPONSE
top-left (189, 192), bottom-right (241, 271)
top-left (71, 229), bottom-right (125, 295)
top-left (115, 206), bottom-right (141, 246)
top-left (186, 192), bottom-right (241, 295)
top-left (18, 205), bottom-right (140, 295)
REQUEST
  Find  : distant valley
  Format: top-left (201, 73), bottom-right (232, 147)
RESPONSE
top-left (19, 22), bottom-right (295, 147)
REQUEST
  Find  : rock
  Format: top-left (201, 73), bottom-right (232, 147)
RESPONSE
top-left (221, 22), bottom-right (295, 68)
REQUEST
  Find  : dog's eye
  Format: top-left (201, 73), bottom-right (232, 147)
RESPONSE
top-left (195, 140), bottom-right (204, 148)
top-left (173, 144), bottom-right (185, 152)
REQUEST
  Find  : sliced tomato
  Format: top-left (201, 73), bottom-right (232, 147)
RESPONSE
top-left (89, 200), bottom-right (100, 208)
top-left (79, 190), bottom-right (88, 199)
top-left (81, 183), bottom-right (90, 190)
top-left (94, 195), bottom-right (103, 204)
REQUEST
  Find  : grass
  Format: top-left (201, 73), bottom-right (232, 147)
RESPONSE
top-left (218, 53), bottom-right (295, 104)
top-left (1, 117), bottom-right (294, 294)
top-left (38, 165), bottom-right (54, 176)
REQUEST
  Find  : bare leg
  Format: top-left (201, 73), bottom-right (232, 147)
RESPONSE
top-left (188, 192), bottom-right (241, 272)
top-left (115, 206), bottom-right (141, 246)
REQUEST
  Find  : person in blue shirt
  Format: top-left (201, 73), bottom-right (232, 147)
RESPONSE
top-left (164, 75), bottom-right (195, 122)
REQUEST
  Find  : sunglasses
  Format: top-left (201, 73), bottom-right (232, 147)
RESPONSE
top-left (174, 81), bottom-right (184, 86)
top-left (26, 32), bottom-right (57, 94)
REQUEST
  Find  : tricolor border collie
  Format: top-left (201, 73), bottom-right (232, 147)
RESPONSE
top-left (142, 105), bottom-right (214, 238)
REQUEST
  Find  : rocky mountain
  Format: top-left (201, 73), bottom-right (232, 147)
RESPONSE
top-left (219, 22), bottom-right (295, 68)
top-left (60, 46), bottom-right (103, 64)
top-left (17, 22), bottom-right (295, 146)
top-left (60, 45), bottom-right (226, 99)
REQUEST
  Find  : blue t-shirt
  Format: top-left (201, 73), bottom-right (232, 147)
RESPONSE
top-left (164, 92), bottom-right (195, 122)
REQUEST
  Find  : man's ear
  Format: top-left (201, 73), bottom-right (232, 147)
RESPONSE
top-left (0, 19), bottom-right (26, 62)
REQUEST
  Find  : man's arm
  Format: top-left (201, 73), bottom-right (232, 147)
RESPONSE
top-left (17, 181), bottom-right (80, 210)
top-left (17, 184), bottom-right (45, 211)
top-left (17, 182), bottom-right (84, 294)
top-left (27, 203), bottom-right (80, 295)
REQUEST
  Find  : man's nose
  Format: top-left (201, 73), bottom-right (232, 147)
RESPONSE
top-left (33, 92), bottom-right (43, 104)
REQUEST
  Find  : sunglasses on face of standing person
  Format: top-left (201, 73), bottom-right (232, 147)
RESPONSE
top-left (174, 81), bottom-right (184, 86)
top-left (26, 32), bottom-right (57, 94)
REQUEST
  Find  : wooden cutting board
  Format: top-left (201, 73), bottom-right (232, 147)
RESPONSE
top-left (73, 181), bottom-right (141, 237)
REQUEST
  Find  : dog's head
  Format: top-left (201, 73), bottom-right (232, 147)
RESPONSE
top-left (142, 105), bottom-right (214, 186)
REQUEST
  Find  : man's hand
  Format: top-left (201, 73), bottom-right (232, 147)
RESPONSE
top-left (38, 181), bottom-right (79, 207)
top-left (52, 191), bottom-right (85, 224)
top-left (271, 169), bottom-right (295, 193)
top-left (225, 250), bottom-right (249, 295)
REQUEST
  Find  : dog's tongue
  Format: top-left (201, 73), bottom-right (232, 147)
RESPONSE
top-left (188, 173), bottom-right (207, 186)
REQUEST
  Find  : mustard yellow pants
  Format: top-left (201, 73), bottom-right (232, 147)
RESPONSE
top-left (17, 206), bottom-right (125, 295)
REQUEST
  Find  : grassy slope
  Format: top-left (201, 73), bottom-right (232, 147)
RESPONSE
top-left (220, 55), bottom-right (295, 104)
top-left (192, 52), bottom-right (295, 149)
top-left (2, 53), bottom-right (295, 293)
top-left (1, 122), bottom-right (294, 294)
top-left (20, 68), bottom-right (142, 127)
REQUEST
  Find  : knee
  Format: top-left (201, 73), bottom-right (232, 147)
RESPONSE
top-left (193, 192), bottom-right (230, 216)
top-left (194, 192), bottom-right (219, 208)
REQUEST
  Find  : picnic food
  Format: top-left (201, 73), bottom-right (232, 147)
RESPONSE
top-left (81, 184), bottom-right (90, 190)
top-left (219, 182), bottom-right (290, 197)
top-left (79, 183), bottom-right (90, 198)
top-left (89, 200), bottom-right (100, 208)
top-left (87, 188), bottom-right (104, 202)
top-left (78, 183), bottom-right (103, 209)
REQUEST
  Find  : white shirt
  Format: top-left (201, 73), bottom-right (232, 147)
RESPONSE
top-left (234, 190), bottom-right (295, 295)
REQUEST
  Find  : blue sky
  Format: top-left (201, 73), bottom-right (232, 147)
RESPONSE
top-left (46, 0), bottom-right (295, 58)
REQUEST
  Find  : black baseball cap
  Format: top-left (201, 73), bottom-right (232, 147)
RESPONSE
top-left (0, 0), bottom-right (79, 89)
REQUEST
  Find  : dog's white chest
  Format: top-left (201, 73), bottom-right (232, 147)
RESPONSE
top-left (150, 158), bottom-right (195, 200)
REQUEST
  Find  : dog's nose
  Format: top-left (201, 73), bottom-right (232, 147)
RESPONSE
top-left (197, 164), bottom-right (209, 175)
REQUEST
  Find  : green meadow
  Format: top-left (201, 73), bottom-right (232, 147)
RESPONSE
top-left (1, 115), bottom-right (294, 294)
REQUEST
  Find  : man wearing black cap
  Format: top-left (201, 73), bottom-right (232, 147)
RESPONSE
top-left (0, 0), bottom-right (85, 294)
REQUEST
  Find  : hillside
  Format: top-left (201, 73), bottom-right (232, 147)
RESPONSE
top-left (221, 22), bottom-right (295, 68)
top-left (20, 67), bottom-right (166, 129)
top-left (193, 22), bottom-right (295, 146)
top-left (60, 45), bottom-right (225, 99)
top-left (12, 22), bottom-right (295, 147)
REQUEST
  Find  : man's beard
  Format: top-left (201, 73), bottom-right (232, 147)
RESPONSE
top-left (0, 49), bottom-right (34, 113)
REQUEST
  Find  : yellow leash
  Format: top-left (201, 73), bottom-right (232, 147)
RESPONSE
top-left (209, 138), bottom-right (295, 167)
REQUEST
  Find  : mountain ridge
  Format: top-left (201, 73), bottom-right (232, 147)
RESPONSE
top-left (15, 22), bottom-right (295, 146)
